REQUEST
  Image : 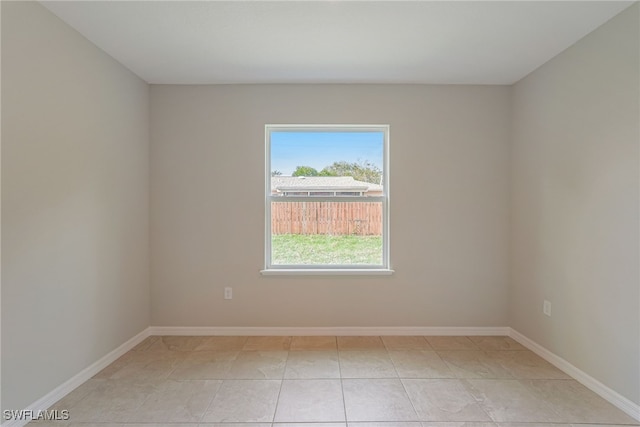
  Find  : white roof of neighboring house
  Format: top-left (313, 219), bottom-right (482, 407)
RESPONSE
top-left (272, 176), bottom-right (382, 192)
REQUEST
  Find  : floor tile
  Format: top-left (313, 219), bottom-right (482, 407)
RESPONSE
top-left (64, 380), bottom-right (158, 422)
top-left (388, 350), bottom-right (454, 378)
top-left (421, 423), bottom-right (497, 427)
top-left (50, 379), bottom-right (106, 410)
top-left (96, 348), bottom-right (188, 380)
top-left (275, 424), bottom-right (345, 427)
top-left (343, 378), bottom-right (418, 421)
top-left (284, 350), bottom-right (340, 379)
top-left (523, 380), bottom-right (639, 424)
top-left (195, 336), bottom-right (248, 351)
top-left (349, 423), bottom-right (423, 427)
top-left (243, 336), bottom-right (292, 350)
top-left (468, 337), bottom-right (526, 351)
top-left (462, 379), bottom-right (561, 422)
top-left (107, 357), bottom-right (182, 381)
top-left (338, 336), bottom-right (386, 350)
top-left (68, 423), bottom-right (124, 427)
top-left (226, 350), bottom-right (288, 379)
top-left (339, 350), bottom-right (398, 378)
top-left (569, 424), bottom-right (638, 427)
top-left (291, 336), bottom-right (338, 350)
top-left (127, 349), bottom-right (190, 361)
top-left (25, 418), bottom-right (69, 426)
top-left (425, 337), bottom-right (479, 351)
top-left (486, 351), bottom-right (571, 379)
top-left (274, 379), bottom-right (345, 422)
top-left (199, 424), bottom-right (271, 427)
top-left (497, 424), bottom-right (573, 427)
top-left (126, 424), bottom-right (195, 427)
top-left (158, 336), bottom-right (206, 351)
top-left (134, 336), bottom-right (203, 353)
top-left (201, 379), bottom-right (281, 422)
top-left (127, 379), bottom-right (221, 422)
top-left (36, 423), bottom-right (120, 427)
top-left (93, 352), bottom-right (137, 379)
top-left (403, 379), bottom-right (492, 422)
top-left (131, 336), bottom-right (161, 352)
top-left (382, 336), bottom-right (433, 350)
top-left (437, 351), bottom-right (514, 379)
top-left (168, 351), bottom-right (237, 380)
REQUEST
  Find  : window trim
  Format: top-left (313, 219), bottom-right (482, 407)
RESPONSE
top-left (262, 124), bottom-right (392, 275)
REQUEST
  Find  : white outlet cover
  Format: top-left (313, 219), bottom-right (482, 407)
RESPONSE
top-left (543, 300), bottom-right (551, 316)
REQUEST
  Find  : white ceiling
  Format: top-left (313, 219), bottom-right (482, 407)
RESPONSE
top-left (40, 1), bottom-right (634, 85)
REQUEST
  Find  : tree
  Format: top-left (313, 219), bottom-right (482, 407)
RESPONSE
top-left (271, 170), bottom-right (283, 176)
top-left (292, 166), bottom-right (319, 177)
top-left (320, 160), bottom-right (382, 184)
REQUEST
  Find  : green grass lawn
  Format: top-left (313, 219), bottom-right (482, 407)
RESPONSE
top-left (271, 234), bottom-right (383, 265)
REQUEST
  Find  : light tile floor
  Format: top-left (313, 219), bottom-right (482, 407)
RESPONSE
top-left (30, 336), bottom-right (639, 426)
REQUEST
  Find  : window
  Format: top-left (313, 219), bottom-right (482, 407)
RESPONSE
top-left (263, 125), bottom-right (391, 275)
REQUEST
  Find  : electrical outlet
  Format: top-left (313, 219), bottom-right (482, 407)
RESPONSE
top-left (543, 300), bottom-right (551, 317)
top-left (224, 287), bottom-right (232, 300)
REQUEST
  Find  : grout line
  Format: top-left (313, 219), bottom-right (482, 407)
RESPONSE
top-left (337, 338), bottom-right (349, 423)
top-left (195, 377), bottom-right (223, 424)
top-left (270, 349), bottom-right (290, 423)
top-left (397, 376), bottom-right (421, 422)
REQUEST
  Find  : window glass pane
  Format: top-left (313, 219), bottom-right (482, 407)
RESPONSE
top-left (270, 131), bottom-right (384, 193)
top-left (271, 201), bottom-right (383, 265)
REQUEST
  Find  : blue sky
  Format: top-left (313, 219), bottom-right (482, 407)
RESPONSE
top-left (270, 131), bottom-right (384, 176)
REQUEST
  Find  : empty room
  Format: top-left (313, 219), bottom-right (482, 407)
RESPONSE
top-left (1, 1), bottom-right (639, 426)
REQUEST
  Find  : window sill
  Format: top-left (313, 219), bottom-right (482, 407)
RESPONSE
top-left (260, 269), bottom-right (395, 276)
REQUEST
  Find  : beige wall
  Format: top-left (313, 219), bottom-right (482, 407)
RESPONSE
top-left (1, 1), bottom-right (150, 411)
top-left (150, 84), bottom-right (511, 328)
top-left (510, 4), bottom-right (639, 405)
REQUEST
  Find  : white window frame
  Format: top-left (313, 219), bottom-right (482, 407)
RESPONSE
top-left (262, 124), bottom-right (392, 276)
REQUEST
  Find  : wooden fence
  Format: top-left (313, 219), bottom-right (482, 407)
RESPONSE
top-left (271, 201), bottom-right (382, 236)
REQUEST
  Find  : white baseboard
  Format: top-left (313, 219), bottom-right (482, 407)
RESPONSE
top-left (148, 325), bottom-right (511, 336)
top-left (1, 327), bottom-right (151, 427)
top-left (509, 328), bottom-right (640, 422)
